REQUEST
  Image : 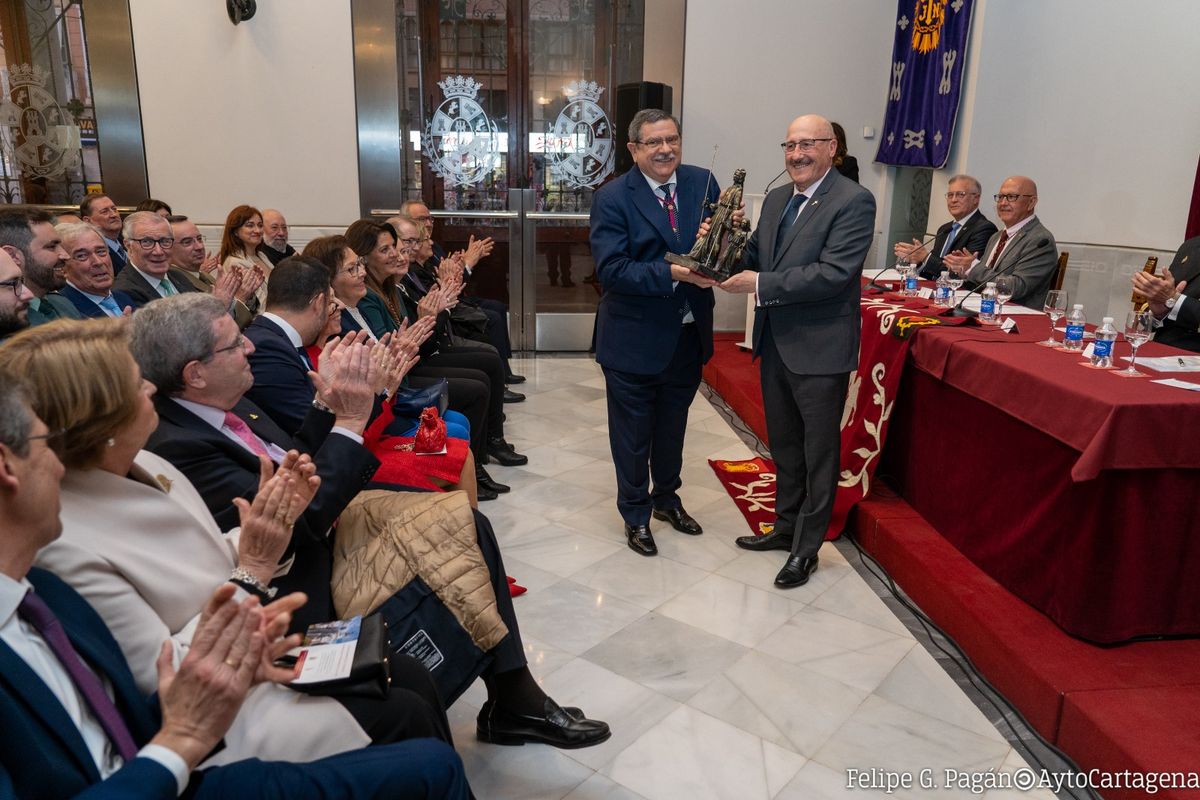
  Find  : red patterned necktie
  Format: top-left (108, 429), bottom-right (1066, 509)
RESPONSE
top-left (223, 411), bottom-right (270, 458)
top-left (658, 184), bottom-right (678, 238)
top-left (987, 230), bottom-right (1010, 268)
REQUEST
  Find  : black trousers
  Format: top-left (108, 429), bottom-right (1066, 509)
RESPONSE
top-left (602, 324), bottom-right (702, 526)
top-left (334, 653), bottom-right (455, 745)
top-left (419, 346), bottom-right (507, 439)
top-left (759, 325), bottom-right (849, 560)
top-left (472, 508), bottom-right (526, 674)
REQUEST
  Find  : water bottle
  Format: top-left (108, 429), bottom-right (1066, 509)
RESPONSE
top-left (904, 267), bottom-right (919, 297)
top-left (979, 281), bottom-right (997, 323)
top-left (1063, 304), bottom-right (1086, 351)
top-left (935, 271), bottom-right (952, 307)
top-left (1091, 316), bottom-right (1117, 368)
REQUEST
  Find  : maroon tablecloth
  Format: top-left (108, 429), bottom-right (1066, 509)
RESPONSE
top-left (876, 297), bottom-right (1200, 642)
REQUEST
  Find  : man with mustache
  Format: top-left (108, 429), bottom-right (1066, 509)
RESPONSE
top-left (719, 114), bottom-right (875, 588)
top-left (261, 209), bottom-right (297, 266)
top-left (589, 109), bottom-right (720, 557)
top-left (0, 209), bottom-right (80, 325)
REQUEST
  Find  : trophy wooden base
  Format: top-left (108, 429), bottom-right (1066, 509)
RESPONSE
top-left (667, 252), bottom-right (729, 281)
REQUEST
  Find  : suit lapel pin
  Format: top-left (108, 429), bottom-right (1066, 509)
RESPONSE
top-left (810, 200), bottom-right (819, 207)
top-left (248, 413), bottom-right (259, 420)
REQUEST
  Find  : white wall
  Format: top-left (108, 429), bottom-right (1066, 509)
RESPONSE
top-left (127, 0), bottom-right (360, 227)
top-left (642, 0), bottom-right (686, 108)
top-left (681, 0), bottom-right (897, 330)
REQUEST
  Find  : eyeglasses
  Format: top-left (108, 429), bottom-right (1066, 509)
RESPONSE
top-left (418, 237), bottom-right (432, 244)
top-left (945, 191), bottom-right (979, 200)
top-left (0, 276), bottom-right (25, 296)
top-left (412, 216), bottom-right (433, 224)
top-left (25, 428), bottom-right (67, 447)
top-left (176, 235), bottom-right (204, 247)
top-left (397, 237), bottom-right (419, 248)
top-left (341, 258), bottom-right (367, 276)
top-left (70, 246), bottom-right (111, 263)
top-left (635, 135), bottom-right (681, 149)
top-left (129, 236), bottom-right (175, 251)
top-left (780, 138), bottom-right (834, 153)
top-left (994, 193), bottom-right (1034, 203)
top-left (211, 333), bottom-right (246, 357)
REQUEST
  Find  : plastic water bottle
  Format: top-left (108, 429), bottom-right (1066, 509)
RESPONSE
top-left (935, 271), bottom-right (952, 307)
top-left (1091, 316), bottom-right (1117, 368)
top-left (1063, 304), bottom-right (1086, 351)
top-left (904, 266), bottom-right (919, 297)
top-left (979, 281), bottom-right (997, 323)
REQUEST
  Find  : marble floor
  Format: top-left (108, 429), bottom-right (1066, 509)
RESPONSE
top-left (455, 355), bottom-right (1060, 800)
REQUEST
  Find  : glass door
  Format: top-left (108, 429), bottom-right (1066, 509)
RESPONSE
top-left (379, 0), bottom-right (651, 351)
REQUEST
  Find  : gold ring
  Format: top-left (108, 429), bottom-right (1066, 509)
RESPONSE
top-left (224, 659), bottom-right (237, 667)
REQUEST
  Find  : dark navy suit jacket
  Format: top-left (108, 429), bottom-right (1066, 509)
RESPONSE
top-left (0, 569), bottom-right (176, 800)
top-left (111, 267), bottom-right (198, 309)
top-left (243, 316), bottom-right (315, 437)
top-left (59, 284), bottom-right (136, 319)
top-left (589, 164), bottom-right (719, 374)
top-left (146, 395), bottom-right (379, 630)
top-left (917, 210), bottom-right (998, 279)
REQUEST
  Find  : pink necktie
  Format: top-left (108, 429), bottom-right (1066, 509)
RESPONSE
top-left (223, 411), bottom-right (270, 457)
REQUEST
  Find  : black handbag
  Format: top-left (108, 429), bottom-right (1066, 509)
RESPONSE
top-left (287, 613), bottom-right (390, 699)
top-left (390, 378), bottom-right (449, 419)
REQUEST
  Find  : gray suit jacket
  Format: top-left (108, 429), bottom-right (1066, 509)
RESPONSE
top-left (742, 169), bottom-right (876, 374)
top-left (965, 215), bottom-right (1059, 309)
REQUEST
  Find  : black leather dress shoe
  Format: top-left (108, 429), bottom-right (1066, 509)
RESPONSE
top-left (625, 523), bottom-right (657, 556)
top-left (477, 698), bottom-right (611, 749)
top-left (735, 530), bottom-right (795, 552)
top-left (652, 506), bottom-right (703, 535)
top-left (487, 437), bottom-right (528, 467)
top-left (477, 484), bottom-right (498, 501)
top-left (502, 389), bottom-right (525, 403)
top-left (475, 465), bottom-right (510, 494)
top-left (505, 373), bottom-right (526, 385)
top-left (774, 554), bottom-right (818, 588)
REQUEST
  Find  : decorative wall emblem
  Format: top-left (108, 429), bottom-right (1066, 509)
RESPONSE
top-left (0, 64), bottom-right (81, 180)
top-left (422, 75), bottom-right (499, 187)
top-left (547, 80), bottom-right (613, 189)
top-left (911, 0), bottom-right (947, 54)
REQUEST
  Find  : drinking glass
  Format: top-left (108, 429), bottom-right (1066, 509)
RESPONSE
top-left (1039, 289), bottom-right (1068, 346)
top-left (995, 275), bottom-right (1016, 324)
top-left (1116, 309), bottom-right (1152, 377)
top-left (947, 271), bottom-right (965, 305)
top-left (895, 263), bottom-right (913, 295)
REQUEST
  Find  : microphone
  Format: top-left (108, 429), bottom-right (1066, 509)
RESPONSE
top-left (762, 168), bottom-right (788, 195)
top-left (864, 231), bottom-right (940, 294)
top-left (945, 238), bottom-right (1051, 318)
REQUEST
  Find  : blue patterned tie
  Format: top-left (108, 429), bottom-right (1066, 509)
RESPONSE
top-left (97, 295), bottom-right (122, 317)
top-left (940, 221), bottom-right (962, 257)
top-left (774, 193), bottom-right (806, 259)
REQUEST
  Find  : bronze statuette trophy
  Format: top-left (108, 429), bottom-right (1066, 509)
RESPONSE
top-left (666, 168), bottom-right (751, 280)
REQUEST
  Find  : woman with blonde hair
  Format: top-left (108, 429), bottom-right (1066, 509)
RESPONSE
top-left (0, 318), bottom-right (457, 763)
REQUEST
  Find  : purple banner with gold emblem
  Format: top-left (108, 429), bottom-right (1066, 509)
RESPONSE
top-left (875, 0), bottom-right (975, 168)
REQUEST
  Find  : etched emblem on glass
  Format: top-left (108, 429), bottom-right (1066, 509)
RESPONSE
top-left (422, 75), bottom-right (500, 187)
top-left (0, 64), bottom-right (82, 181)
top-left (547, 80), bottom-right (613, 189)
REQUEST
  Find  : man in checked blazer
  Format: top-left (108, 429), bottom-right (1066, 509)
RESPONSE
top-left (943, 175), bottom-right (1059, 309)
top-left (719, 114), bottom-right (875, 589)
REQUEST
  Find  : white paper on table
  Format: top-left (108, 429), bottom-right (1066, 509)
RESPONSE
top-left (1151, 378), bottom-right (1200, 392)
top-left (1126, 355), bottom-right (1200, 373)
top-left (959, 296), bottom-right (1045, 315)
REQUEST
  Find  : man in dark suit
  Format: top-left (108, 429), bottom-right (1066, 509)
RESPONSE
top-left (1132, 236), bottom-right (1200, 352)
top-left (943, 175), bottom-right (1059, 309)
top-left (0, 378), bottom-right (470, 800)
top-left (55, 222), bottom-right (136, 318)
top-left (892, 174), bottom-right (997, 279)
top-left (719, 114), bottom-right (875, 588)
top-left (589, 109), bottom-right (721, 557)
top-left (130, 294), bottom-right (610, 749)
top-left (169, 215), bottom-right (257, 327)
top-left (112, 212), bottom-right (199, 308)
top-left (0, 209), bottom-right (80, 325)
top-left (0, 248), bottom-right (33, 341)
top-left (81, 193), bottom-right (129, 274)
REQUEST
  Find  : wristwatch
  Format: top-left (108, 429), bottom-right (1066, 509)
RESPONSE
top-left (229, 567), bottom-right (277, 600)
top-left (1165, 294), bottom-right (1179, 310)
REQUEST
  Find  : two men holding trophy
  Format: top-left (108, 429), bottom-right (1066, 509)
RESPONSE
top-left (589, 111), bottom-right (874, 588)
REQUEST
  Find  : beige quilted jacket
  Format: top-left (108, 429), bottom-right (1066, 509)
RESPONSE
top-left (330, 489), bottom-right (509, 651)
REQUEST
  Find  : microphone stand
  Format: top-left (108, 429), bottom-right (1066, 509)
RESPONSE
top-left (864, 232), bottom-right (940, 294)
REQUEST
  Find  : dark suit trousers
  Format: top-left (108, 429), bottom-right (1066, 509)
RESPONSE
top-left (473, 508), bottom-right (526, 674)
top-left (475, 298), bottom-right (513, 360)
top-left (759, 323), bottom-right (849, 559)
top-left (335, 653), bottom-right (454, 746)
top-left (602, 323), bottom-right (702, 526)
top-left (185, 737), bottom-right (469, 799)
